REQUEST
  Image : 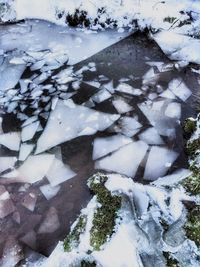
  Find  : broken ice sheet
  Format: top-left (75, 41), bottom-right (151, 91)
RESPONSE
top-left (144, 146), bottom-right (179, 181)
top-left (0, 157), bottom-right (17, 173)
top-left (116, 83), bottom-right (142, 96)
top-left (36, 100), bottom-right (120, 154)
top-left (95, 141), bottom-right (148, 177)
top-left (20, 230), bottom-right (37, 250)
top-left (112, 97), bottom-right (133, 114)
top-left (0, 237), bottom-right (23, 267)
top-left (21, 121), bottom-right (40, 142)
top-left (19, 143), bottom-right (35, 161)
top-left (21, 192), bottom-right (37, 212)
top-left (91, 89), bottom-right (112, 103)
top-left (0, 132), bottom-right (21, 151)
top-left (38, 207), bottom-right (60, 234)
top-left (0, 185), bottom-right (15, 219)
top-left (165, 102), bottom-right (181, 119)
top-left (40, 184), bottom-right (60, 200)
top-left (139, 127), bottom-right (164, 145)
top-left (3, 154), bottom-right (55, 183)
top-left (152, 168), bottom-right (191, 186)
top-left (93, 134), bottom-right (132, 160)
top-left (46, 157), bottom-right (76, 186)
top-left (0, 61), bottom-right (25, 92)
top-left (118, 116), bottom-right (142, 137)
top-left (168, 78), bottom-right (191, 102)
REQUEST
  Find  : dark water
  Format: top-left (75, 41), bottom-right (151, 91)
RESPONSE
top-left (0, 21), bottom-right (199, 264)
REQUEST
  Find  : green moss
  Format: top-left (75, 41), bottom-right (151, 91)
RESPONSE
top-left (182, 164), bottom-right (200, 195)
top-left (88, 173), bottom-right (121, 250)
top-left (183, 119), bottom-right (197, 137)
top-left (163, 252), bottom-right (180, 267)
top-left (186, 138), bottom-right (200, 160)
top-left (63, 215), bottom-right (87, 252)
top-left (185, 206), bottom-right (200, 246)
top-left (81, 260), bottom-right (96, 267)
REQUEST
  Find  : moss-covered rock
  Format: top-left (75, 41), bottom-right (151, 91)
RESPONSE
top-left (88, 173), bottom-right (121, 250)
top-left (183, 119), bottom-right (197, 138)
top-left (184, 205), bottom-right (200, 246)
top-left (186, 138), bottom-right (200, 159)
top-left (64, 214), bottom-right (87, 252)
top-left (182, 164), bottom-right (200, 195)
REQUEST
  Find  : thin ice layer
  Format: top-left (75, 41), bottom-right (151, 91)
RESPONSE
top-left (36, 100), bottom-right (120, 154)
top-left (93, 134), bottom-right (132, 160)
top-left (144, 146), bottom-right (179, 181)
top-left (95, 141), bottom-right (148, 177)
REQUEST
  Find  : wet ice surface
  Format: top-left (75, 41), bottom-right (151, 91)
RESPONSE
top-left (0, 19), bottom-right (199, 264)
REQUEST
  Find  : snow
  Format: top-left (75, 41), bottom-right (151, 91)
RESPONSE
top-left (92, 134), bottom-right (132, 160)
top-left (3, 154), bottom-right (55, 183)
top-left (144, 146), bottom-right (179, 181)
top-left (36, 100), bottom-right (120, 154)
top-left (93, 223), bottom-right (143, 267)
top-left (95, 141), bottom-right (148, 177)
top-left (46, 158), bottom-right (76, 186)
top-left (0, 132), bottom-right (21, 151)
top-left (153, 31), bottom-right (200, 65)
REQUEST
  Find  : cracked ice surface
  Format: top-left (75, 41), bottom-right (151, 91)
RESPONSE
top-left (36, 99), bottom-right (120, 154)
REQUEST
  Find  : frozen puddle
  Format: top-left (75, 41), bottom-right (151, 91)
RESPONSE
top-left (0, 19), bottom-right (199, 263)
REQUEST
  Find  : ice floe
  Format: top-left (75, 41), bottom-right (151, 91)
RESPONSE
top-left (38, 207), bottom-right (60, 234)
top-left (0, 132), bottom-right (21, 151)
top-left (0, 157), bottom-right (17, 173)
top-left (21, 121), bottom-right (40, 142)
top-left (46, 157), bottom-right (76, 186)
top-left (139, 127), bottom-right (164, 145)
top-left (144, 146), bottom-right (179, 181)
top-left (18, 143), bottom-right (35, 161)
top-left (93, 134), bottom-right (132, 160)
top-left (36, 100), bottom-right (120, 154)
top-left (3, 154), bottom-right (55, 183)
top-left (95, 141), bottom-right (148, 177)
top-left (40, 184), bottom-right (61, 200)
